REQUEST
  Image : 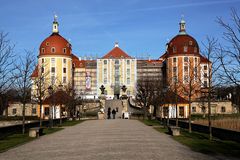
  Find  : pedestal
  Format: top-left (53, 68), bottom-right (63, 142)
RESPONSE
top-left (98, 112), bottom-right (105, 120)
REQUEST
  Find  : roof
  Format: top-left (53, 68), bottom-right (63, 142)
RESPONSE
top-left (43, 90), bottom-right (71, 105)
top-left (200, 54), bottom-right (211, 63)
top-left (31, 65), bottom-right (38, 78)
top-left (102, 46), bottom-right (132, 59)
top-left (39, 33), bottom-right (71, 56)
top-left (164, 91), bottom-right (189, 104)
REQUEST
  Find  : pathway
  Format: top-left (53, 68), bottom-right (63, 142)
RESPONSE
top-left (0, 120), bottom-right (223, 160)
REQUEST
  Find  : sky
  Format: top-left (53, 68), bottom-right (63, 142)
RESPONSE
top-left (0, 0), bottom-right (240, 59)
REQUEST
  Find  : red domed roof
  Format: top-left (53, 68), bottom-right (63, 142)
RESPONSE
top-left (39, 33), bottom-right (71, 56)
top-left (167, 34), bottom-right (199, 56)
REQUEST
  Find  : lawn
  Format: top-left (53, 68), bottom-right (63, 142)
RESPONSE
top-left (0, 127), bottom-right (62, 153)
top-left (142, 119), bottom-right (240, 159)
top-left (60, 120), bottom-right (84, 127)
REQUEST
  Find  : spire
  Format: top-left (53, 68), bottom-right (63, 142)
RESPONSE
top-left (52, 14), bottom-right (59, 33)
top-left (114, 42), bottom-right (119, 48)
top-left (179, 15), bottom-right (186, 35)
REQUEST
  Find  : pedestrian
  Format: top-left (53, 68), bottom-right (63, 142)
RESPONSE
top-left (112, 109), bottom-right (116, 119)
top-left (107, 107), bottom-right (111, 119)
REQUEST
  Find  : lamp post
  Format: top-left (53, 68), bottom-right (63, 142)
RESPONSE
top-left (48, 85), bottom-right (54, 128)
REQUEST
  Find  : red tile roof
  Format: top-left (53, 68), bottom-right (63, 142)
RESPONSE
top-left (31, 65), bottom-right (38, 78)
top-left (200, 54), bottom-right (211, 63)
top-left (164, 91), bottom-right (189, 104)
top-left (102, 47), bottom-right (132, 59)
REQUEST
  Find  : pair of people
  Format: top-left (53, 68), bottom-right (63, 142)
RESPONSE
top-left (107, 107), bottom-right (116, 119)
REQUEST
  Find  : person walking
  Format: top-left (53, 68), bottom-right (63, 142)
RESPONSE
top-left (107, 107), bottom-right (111, 119)
top-left (112, 109), bottom-right (116, 119)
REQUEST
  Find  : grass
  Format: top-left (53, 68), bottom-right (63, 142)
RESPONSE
top-left (0, 127), bottom-right (62, 153)
top-left (141, 119), bottom-right (240, 158)
top-left (140, 119), bottom-right (161, 126)
top-left (60, 120), bottom-right (84, 127)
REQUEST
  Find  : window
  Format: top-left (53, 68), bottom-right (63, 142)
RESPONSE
top-left (42, 58), bottom-right (45, 63)
top-left (46, 42), bottom-right (49, 46)
top-left (221, 106), bottom-right (226, 113)
top-left (104, 60), bottom-right (107, 65)
top-left (195, 57), bottom-right (198, 63)
top-left (179, 107), bottom-right (184, 117)
top-left (63, 48), bottom-right (66, 54)
top-left (173, 57), bottom-right (177, 63)
top-left (51, 76), bottom-right (55, 84)
top-left (194, 47), bottom-right (197, 53)
top-left (44, 107), bottom-right (49, 116)
top-left (192, 106), bottom-right (196, 112)
top-left (184, 46), bottom-right (188, 52)
top-left (127, 77), bottom-right (130, 84)
top-left (127, 69), bottom-right (130, 76)
top-left (63, 59), bottom-right (66, 64)
top-left (51, 58), bottom-right (55, 63)
top-left (127, 60), bottom-right (130, 65)
top-left (32, 108), bottom-right (36, 114)
top-left (189, 41), bottom-right (193, 45)
top-left (173, 46), bottom-right (177, 53)
top-left (104, 68), bottom-right (107, 84)
top-left (41, 48), bottom-right (45, 53)
top-left (173, 67), bottom-right (177, 73)
top-left (201, 106), bottom-right (206, 113)
top-left (184, 57), bottom-right (188, 63)
top-left (63, 77), bottom-right (66, 83)
top-left (51, 47), bottom-right (56, 53)
top-left (115, 60), bottom-right (119, 65)
top-left (12, 108), bottom-right (17, 115)
top-left (204, 65), bottom-right (207, 70)
top-left (204, 73), bottom-right (208, 78)
top-left (127, 90), bottom-right (130, 95)
top-left (184, 66), bottom-right (188, 72)
top-left (63, 68), bottom-right (66, 73)
top-left (51, 67), bottom-right (55, 73)
top-left (41, 67), bottom-right (44, 73)
top-left (204, 81), bottom-right (208, 87)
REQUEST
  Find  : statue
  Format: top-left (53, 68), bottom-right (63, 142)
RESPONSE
top-left (100, 85), bottom-right (105, 95)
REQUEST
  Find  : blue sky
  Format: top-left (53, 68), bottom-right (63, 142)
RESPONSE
top-left (0, 0), bottom-right (240, 59)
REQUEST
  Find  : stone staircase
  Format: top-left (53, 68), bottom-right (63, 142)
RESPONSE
top-left (105, 100), bottom-right (123, 119)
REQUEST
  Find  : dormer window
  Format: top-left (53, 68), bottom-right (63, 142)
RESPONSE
top-left (173, 46), bottom-right (177, 53)
top-left (41, 48), bottom-right (45, 53)
top-left (63, 48), bottom-right (66, 54)
top-left (184, 46), bottom-right (188, 52)
top-left (46, 42), bottom-right (49, 46)
top-left (194, 47), bottom-right (197, 53)
top-left (51, 47), bottom-right (56, 53)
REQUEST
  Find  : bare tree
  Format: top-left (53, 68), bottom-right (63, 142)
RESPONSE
top-left (0, 32), bottom-right (16, 115)
top-left (201, 37), bottom-right (220, 140)
top-left (32, 62), bottom-right (49, 127)
top-left (217, 8), bottom-right (240, 86)
top-left (15, 51), bottom-right (35, 134)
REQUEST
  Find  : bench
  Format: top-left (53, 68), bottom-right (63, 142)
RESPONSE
top-left (29, 127), bottom-right (44, 138)
top-left (168, 126), bottom-right (180, 136)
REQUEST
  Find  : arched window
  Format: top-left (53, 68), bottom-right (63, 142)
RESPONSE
top-left (41, 48), bottom-right (45, 53)
top-left (51, 47), bottom-right (56, 53)
top-left (63, 48), bottom-right (66, 54)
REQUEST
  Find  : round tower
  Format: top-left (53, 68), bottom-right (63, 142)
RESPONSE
top-left (38, 15), bottom-right (72, 88)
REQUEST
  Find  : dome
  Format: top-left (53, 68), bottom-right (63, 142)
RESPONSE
top-left (167, 34), bottom-right (199, 56)
top-left (39, 33), bottom-right (71, 56)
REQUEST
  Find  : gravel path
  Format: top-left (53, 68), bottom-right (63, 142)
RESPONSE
top-left (0, 119), bottom-right (224, 160)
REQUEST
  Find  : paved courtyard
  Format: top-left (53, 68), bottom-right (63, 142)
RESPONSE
top-left (0, 120), bottom-right (221, 160)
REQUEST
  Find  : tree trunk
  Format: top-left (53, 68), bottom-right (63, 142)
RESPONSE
top-left (188, 98), bottom-right (192, 133)
top-left (208, 91), bottom-right (212, 140)
top-left (39, 101), bottom-right (42, 127)
top-left (22, 103), bottom-right (26, 134)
